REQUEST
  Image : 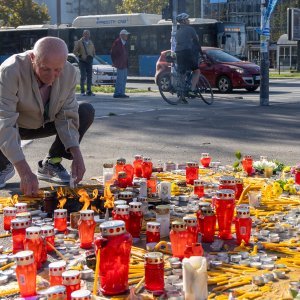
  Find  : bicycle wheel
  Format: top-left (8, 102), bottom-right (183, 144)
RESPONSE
top-left (196, 74), bottom-right (214, 105)
top-left (158, 73), bottom-right (181, 105)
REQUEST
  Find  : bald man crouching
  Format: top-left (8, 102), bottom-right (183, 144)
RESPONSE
top-left (0, 37), bottom-right (95, 195)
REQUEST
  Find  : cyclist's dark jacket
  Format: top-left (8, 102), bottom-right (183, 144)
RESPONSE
top-left (175, 25), bottom-right (199, 52)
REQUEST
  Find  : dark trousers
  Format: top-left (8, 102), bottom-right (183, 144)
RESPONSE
top-left (79, 61), bottom-right (93, 93)
top-left (0, 102), bottom-right (95, 170)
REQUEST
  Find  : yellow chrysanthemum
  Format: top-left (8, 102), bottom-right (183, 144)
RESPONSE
top-left (272, 182), bottom-right (281, 189)
top-left (289, 187), bottom-right (297, 195)
top-left (287, 178), bottom-right (295, 184)
top-left (272, 187), bottom-right (283, 197)
top-left (283, 184), bottom-right (290, 191)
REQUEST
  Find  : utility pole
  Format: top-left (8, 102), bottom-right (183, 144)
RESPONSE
top-left (259, 0), bottom-right (269, 106)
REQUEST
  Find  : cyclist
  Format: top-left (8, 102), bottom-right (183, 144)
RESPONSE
top-left (175, 13), bottom-right (204, 97)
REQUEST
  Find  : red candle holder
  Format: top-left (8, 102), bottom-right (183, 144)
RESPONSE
top-left (141, 157), bottom-right (153, 180)
top-left (199, 206), bottom-right (216, 243)
top-left (117, 171), bottom-right (128, 188)
top-left (144, 252), bottom-right (164, 295)
top-left (49, 260), bottom-right (66, 286)
top-left (129, 202), bottom-right (143, 239)
top-left (3, 206), bottom-right (16, 231)
top-left (184, 243), bottom-right (204, 258)
top-left (196, 202), bottom-right (211, 232)
top-left (113, 204), bottom-right (130, 232)
top-left (183, 216), bottom-right (198, 246)
top-left (71, 289), bottom-right (91, 300)
top-left (123, 164), bottom-right (134, 187)
top-left (146, 221), bottom-right (161, 243)
top-left (218, 175), bottom-right (236, 194)
top-left (95, 220), bottom-right (132, 296)
top-left (24, 226), bottom-right (43, 270)
top-left (214, 189), bottom-right (236, 240)
top-left (62, 270), bottom-right (81, 300)
top-left (186, 162), bottom-right (199, 185)
top-left (242, 155), bottom-right (253, 176)
top-left (169, 221), bottom-right (188, 260)
top-left (147, 176), bottom-right (157, 195)
top-left (16, 211), bottom-right (32, 227)
top-left (78, 210), bottom-right (96, 249)
top-left (194, 179), bottom-right (205, 198)
top-left (235, 178), bottom-right (244, 200)
top-left (15, 250), bottom-right (37, 297)
top-left (115, 157), bottom-right (126, 177)
top-left (11, 218), bottom-right (31, 254)
top-left (54, 209), bottom-right (67, 232)
top-left (235, 205), bottom-right (252, 245)
top-left (133, 154), bottom-right (143, 177)
top-left (295, 169), bottom-right (300, 185)
top-left (15, 202), bottom-right (28, 213)
top-left (41, 225), bottom-right (55, 252)
top-left (200, 153), bottom-right (211, 168)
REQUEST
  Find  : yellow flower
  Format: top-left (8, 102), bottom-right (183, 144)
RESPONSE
top-left (272, 187), bottom-right (283, 197)
top-left (289, 187), bottom-right (297, 195)
top-left (283, 166), bottom-right (291, 172)
top-left (287, 178), bottom-right (295, 184)
top-left (283, 184), bottom-right (290, 191)
top-left (272, 182), bottom-right (281, 189)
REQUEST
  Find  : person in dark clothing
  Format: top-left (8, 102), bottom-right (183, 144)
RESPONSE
top-left (111, 29), bottom-right (130, 98)
top-left (175, 13), bottom-right (204, 97)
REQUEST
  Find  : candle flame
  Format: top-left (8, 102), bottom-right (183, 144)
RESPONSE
top-left (11, 194), bottom-right (19, 205)
top-left (78, 188), bottom-right (91, 211)
top-left (101, 183), bottom-right (114, 209)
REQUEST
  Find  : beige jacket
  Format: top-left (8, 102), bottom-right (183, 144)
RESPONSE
top-left (0, 51), bottom-right (79, 164)
top-left (73, 38), bottom-right (96, 61)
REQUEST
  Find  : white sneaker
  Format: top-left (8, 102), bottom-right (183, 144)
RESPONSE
top-left (0, 163), bottom-right (15, 188)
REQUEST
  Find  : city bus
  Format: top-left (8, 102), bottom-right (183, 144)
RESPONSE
top-left (0, 13), bottom-right (247, 76)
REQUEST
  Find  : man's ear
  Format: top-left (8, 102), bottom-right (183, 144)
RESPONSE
top-left (29, 52), bottom-right (35, 62)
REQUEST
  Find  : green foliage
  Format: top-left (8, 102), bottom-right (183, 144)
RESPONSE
top-left (233, 150), bottom-right (243, 171)
top-left (116, 0), bottom-right (168, 14)
top-left (235, 151), bottom-right (242, 160)
top-left (0, 0), bottom-right (50, 27)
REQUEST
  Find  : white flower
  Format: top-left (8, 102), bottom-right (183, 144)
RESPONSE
top-left (253, 160), bottom-right (277, 171)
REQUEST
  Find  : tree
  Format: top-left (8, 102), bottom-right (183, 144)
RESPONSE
top-left (117, 0), bottom-right (168, 15)
top-left (0, 0), bottom-right (50, 27)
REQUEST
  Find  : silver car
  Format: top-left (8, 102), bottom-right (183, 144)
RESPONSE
top-left (67, 53), bottom-right (116, 86)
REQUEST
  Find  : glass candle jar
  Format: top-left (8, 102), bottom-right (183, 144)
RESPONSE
top-left (218, 176), bottom-right (236, 194)
top-left (141, 157), bottom-right (153, 180)
top-left (11, 218), bottom-right (31, 254)
top-left (118, 191), bottom-right (133, 204)
top-left (16, 211), bottom-right (32, 226)
top-left (78, 210), bottom-right (96, 249)
top-left (129, 202), bottom-right (143, 239)
top-left (49, 261), bottom-right (66, 286)
top-left (214, 189), bottom-right (236, 240)
top-left (71, 289), bottom-right (91, 300)
top-left (144, 252), bottom-right (164, 295)
top-left (115, 158), bottom-right (126, 177)
top-left (200, 153), bottom-right (211, 168)
top-left (235, 205), bottom-right (252, 245)
top-left (155, 205), bottom-right (170, 238)
top-left (295, 169), bottom-right (300, 185)
top-left (138, 197), bottom-right (149, 214)
top-left (196, 202), bottom-right (211, 231)
top-left (117, 171), bottom-right (128, 188)
top-left (123, 164), bottom-right (134, 187)
top-left (103, 163), bottom-right (114, 184)
top-left (147, 176), bottom-right (157, 195)
top-left (186, 162), bottom-right (199, 185)
top-left (242, 155), bottom-right (253, 176)
top-left (164, 161), bottom-right (176, 172)
top-left (113, 205), bottom-right (130, 232)
top-left (199, 206), bottom-right (216, 243)
top-left (193, 179), bottom-right (205, 198)
top-left (183, 216), bottom-right (198, 246)
top-left (146, 222), bottom-right (161, 243)
top-left (41, 225), bottom-right (55, 252)
top-left (95, 220), bottom-right (132, 296)
top-left (43, 190), bottom-right (58, 218)
top-left (169, 221), bottom-right (189, 260)
top-left (15, 250), bottom-right (37, 297)
top-left (39, 285), bottom-right (67, 300)
top-left (235, 178), bottom-right (244, 200)
top-left (133, 154), bottom-right (143, 177)
top-left (54, 209), bottom-right (67, 232)
top-left (62, 270), bottom-right (81, 300)
top-left (3, 206), bottom-right (16, 231)
top-left (24, 226), bottom-right (43, 270)
top-left (15, 202), bottom-right (28, 213)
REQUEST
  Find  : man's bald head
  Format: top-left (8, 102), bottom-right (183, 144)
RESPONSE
top-left (33, 37), bottom-right (68, 63)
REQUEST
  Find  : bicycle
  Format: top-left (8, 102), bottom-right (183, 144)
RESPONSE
top-left (158, 58), bottom-right (214, 105)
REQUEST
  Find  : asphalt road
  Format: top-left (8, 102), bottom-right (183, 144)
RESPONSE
top-left (2, 78), bottom-right (300, 196)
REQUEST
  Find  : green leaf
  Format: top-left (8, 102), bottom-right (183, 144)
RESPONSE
top-left (233, 161), bottom-right (240, 168)
top-left (235, 151), bottom-right (242, 160)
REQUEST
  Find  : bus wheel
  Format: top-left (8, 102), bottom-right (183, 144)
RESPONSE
top-left (217, 76), bottom-right (232, 93)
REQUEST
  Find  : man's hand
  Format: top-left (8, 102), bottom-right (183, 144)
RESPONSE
top-left (14, 160), bottom-right (39, 196)
top-left (69, 146), bottom-right (86, 184)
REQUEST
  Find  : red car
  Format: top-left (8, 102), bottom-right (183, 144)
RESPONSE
top-left (155, 47), bottom-right (260, 93)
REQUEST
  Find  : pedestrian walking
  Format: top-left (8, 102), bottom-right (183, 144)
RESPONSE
top-left (111, 29), bottom-right (130, 98)
top-left (73, 30), bottom-right (96, 96)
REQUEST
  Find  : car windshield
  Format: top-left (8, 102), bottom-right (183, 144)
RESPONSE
top-left (93, 56), bottom-right (109, 65)
top-left (205, 49), bottom-right (241, 63)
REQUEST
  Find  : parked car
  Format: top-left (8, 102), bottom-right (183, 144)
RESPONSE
top-left (155, 47), bottom-right (260, 93)
top-left (67, 53), bottom-right (116, 86)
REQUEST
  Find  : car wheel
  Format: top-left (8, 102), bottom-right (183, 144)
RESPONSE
top-left (245, 86), bottom-right (258, 92)
top-left (158, 74), bottom-right (171, 91)
top-left (217, 76), bottom-right (232, 93)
